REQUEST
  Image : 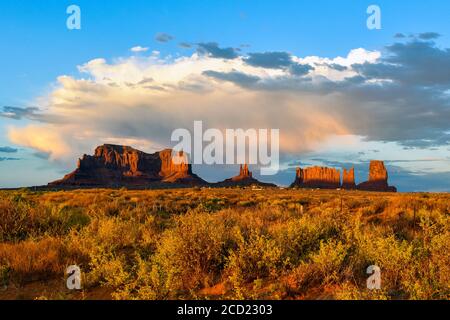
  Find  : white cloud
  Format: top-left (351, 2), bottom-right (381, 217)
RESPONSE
top-left (130, 46), bottom-right (149, 53)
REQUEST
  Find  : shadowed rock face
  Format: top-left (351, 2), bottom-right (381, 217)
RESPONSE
top-left (357, 160), bottom-right (397, 192)
top-left (216, 164), bottom-right (276, 188)
top-left (342, 168), bottom-right (356, 189)
top-left (291, 166), bottom-right (341, 189)
top-left (49, 144), bottom-right (206, 187)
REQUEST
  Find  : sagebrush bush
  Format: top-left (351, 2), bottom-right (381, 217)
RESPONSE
top-left (0, 237), bottom-right (80, 284)
top-left (226, 230), bottom-right (285, 299)
top-left (144, 211), bottom-right (230, 297)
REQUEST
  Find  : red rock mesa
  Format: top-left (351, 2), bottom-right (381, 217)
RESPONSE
top-left (49, 144), bottom-right (206, 187)
top-left (291, 166), bottom-right (341, 189)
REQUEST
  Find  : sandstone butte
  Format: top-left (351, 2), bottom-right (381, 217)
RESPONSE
top-left (48, 144), bottom-right (207, 187)
top-left (215, 164), bottom-right (277, 188)
top-left (291, 161), bottom-right (397, 192)
top-left (357, 160), bottom-right (397, 192)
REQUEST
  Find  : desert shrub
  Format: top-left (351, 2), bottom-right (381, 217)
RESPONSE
top-left (400, 213), bottom-right (450, 299)
top-left (86, 251), bottom-right (131, 288)
top-left (141, 211), bottom-right (230, 298)
top-left (335, 282), bottom-right (390, 300)
top-left (287, 240), bottom-right (349, 293)
top-left (198, 198), bottom-right (228, 213)
top-left (112, 255), bottom-right (172, 300)
top-left (65, 215), bottom-right (151, 292)
top-left (0, 195), bottom-right (93, 242)
top-left (310, 240), bottom-right (350, 283)
top-left (272, 211), bottom-right (340, 266)
top-left (352, 231), bottom-right (414, 297)
top-left (0, 197), bottom-right (42, 241)
top-left (226, 231), bottom-right (284, 299)
top-left (0, 237), bottom-right (79, 284)
top-left (54, 205), bottom-right (91, 232)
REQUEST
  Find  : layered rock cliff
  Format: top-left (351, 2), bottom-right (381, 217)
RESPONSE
top-left (291, 166), bottom-right (341, 189)
top-left (49, 144), bottom-right (206, 187)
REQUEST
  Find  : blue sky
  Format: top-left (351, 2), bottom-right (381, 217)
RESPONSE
top-left (1, 0), bottom-right (450, 190)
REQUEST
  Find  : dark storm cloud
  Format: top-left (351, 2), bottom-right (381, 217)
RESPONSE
top-left (288, 63), bottom-right (314, 76)
top-left (417, 32), bottom-right (441, 40)
top-left (0, 146), bottom-right (18, 153)
top-left (178, 42), bottom-right (192, 49)
top-left (155, 32), bottom-right (174, 43)
top-left (202, 70), bottom-right (260, 87)
top-left (353, 39), bottom-right (450, 86)
top-left (244, 51), bottom-right (293, 69)
top-left (32, 151), bottom-right (51, 160)
top-left (197, 42), bottom-right (239, 59)
top-left (0, 106), bottom-right (40, 120)
top-left (243, 51), bottom-right (314, 77)
top-left (0, 106), bottom-right (63, 123)
top-left (0, 157), bottom-right (20, 162)
top-left (394, 33), bottom-right (406, 39)
top-left (324, 63), bottom-right (348, 71)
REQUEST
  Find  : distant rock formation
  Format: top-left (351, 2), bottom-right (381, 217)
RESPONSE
top-left (291, 161), bottom-right (396, 192)
top-left (357, 160), bottom-right (397, 192)
top-left (216, 164), bottom-right (276, 188)
top-left (49, 144), bottom-right (206, 187)
top-left (237, 164), bottom-right (252, 180)
top-left (342, 168), bottom-right (356, 189)
top-left (290, 166), bottom-right (341, 189)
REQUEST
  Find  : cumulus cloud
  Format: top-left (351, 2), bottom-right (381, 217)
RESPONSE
top-left (5, 37), bottom-right (450, 169)
top-left (8, 125), bottom-right (72, 161)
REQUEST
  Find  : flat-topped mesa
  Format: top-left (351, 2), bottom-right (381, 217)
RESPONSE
top-left (357, 160), bottom-right (397, 192)
top-left (49, 144), bottom-right (205, 187)
top-left (291, 166), bottom-right (341, 189)
top-left (342, 167), bottom-right (356, 189)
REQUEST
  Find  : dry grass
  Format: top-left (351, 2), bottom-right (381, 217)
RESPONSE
top-left (0, 188), bottom-right (448, 300)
